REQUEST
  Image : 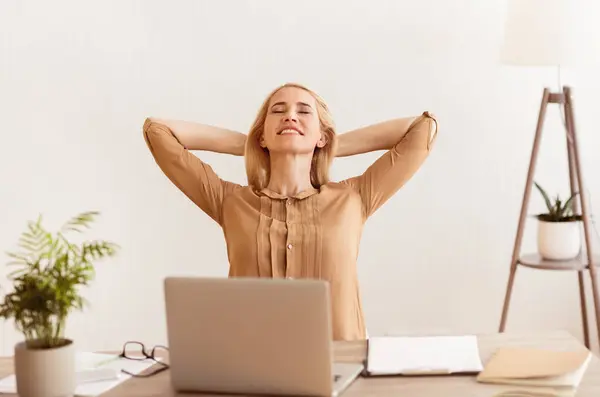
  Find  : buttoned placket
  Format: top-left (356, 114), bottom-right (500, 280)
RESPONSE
top-left (257, 187), bottom-right (319, 280)
top-left (285, 198), bottom-right (293, 279)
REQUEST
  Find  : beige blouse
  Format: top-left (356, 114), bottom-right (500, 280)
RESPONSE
top-left (143, 111), bottom-right (438, 341)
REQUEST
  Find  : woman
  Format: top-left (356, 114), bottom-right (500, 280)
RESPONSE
top-left (143, 83), bottom-right (438, 341)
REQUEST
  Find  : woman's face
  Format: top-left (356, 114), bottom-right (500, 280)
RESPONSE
top-left (261, 87), bottom-right (326, 154)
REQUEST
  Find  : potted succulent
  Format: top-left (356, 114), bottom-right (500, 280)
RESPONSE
top-left (0, 211), bottom-right (118, 397)
top-left (533, 182), bottom-right (583, 260)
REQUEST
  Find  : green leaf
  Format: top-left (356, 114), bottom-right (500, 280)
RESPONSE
top-left (563, 192), bottom-right (579, 216)
top-left (555, 196), bottom-right (563, 216)
top-left (534, 182), bottom-right (554, 213)
top-left (60, 211), bottom-right (100, 234)
top-left (0, 210), bottom-right (119, 348)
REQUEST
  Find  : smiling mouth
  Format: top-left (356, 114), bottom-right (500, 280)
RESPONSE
top-left (278, 128), bottom-right (303, 136)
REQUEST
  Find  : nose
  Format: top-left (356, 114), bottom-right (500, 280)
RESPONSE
top-left (284, 110), bottom-right (298, 122)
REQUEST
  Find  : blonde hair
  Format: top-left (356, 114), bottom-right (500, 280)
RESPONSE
top-left (244, 83), bottom-right (337, 191)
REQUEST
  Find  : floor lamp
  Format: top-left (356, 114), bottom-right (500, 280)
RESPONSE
top-left (497, 0), bottom-right (600, 349)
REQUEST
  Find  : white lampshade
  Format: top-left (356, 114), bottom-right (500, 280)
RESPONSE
top-left (500, 0), bottom-right (577, 66)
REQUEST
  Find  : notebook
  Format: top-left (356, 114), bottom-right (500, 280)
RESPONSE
top-left (476, 347), bottom-right (592, 391)
top-left (363, 335), bottom-right (484, 376)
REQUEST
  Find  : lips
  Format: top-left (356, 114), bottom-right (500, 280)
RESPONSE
top-left (277, 127), bottom-right (303, 136)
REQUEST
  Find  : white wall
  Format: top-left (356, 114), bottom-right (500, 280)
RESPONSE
top-left (1, 0), bottom-right (600, 355)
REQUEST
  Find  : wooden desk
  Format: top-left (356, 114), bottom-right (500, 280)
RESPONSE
top-left (1, 331), bottom-right (599, 396)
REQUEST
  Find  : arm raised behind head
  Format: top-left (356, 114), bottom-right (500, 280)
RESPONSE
top-left (335, 114), bottom-right (434, 157)
top-left (142, 118), bottom-right (245, 225)
top-left (148, 117), bottom-right (247, 156)
top-left (339, 112), bottom-right (438, 218)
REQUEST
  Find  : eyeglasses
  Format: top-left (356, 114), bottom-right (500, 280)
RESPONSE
top-left (119, 341), bottom-right (170, 378)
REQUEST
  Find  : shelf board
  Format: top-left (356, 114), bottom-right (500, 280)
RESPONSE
top-left (518, 253), bottom-right (600, 271)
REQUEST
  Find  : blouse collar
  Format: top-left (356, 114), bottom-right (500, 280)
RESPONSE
top-left (257, 186), bottom-right (320, 200)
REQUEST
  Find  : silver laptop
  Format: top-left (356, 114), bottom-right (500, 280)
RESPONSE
top-left (163, 276), bottom-right (363, 396)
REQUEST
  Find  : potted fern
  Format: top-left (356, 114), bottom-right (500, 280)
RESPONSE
top-left (0, 211), bottom-right (118, 397)
top-left (534, 182), bottom-right (582, 260)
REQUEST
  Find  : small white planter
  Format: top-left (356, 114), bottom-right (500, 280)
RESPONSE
top-left (14, 339), bottom-right (75, 397)
top-left (537, 219), bottom-right (581, 261)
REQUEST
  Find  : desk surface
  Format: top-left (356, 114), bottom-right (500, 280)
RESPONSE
top-left (1, 331), bottom-right (599, 396)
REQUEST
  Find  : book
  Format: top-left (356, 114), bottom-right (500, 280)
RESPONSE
top-left (363, 335), bottom-right (484, 376)
top-left (476, 347), bottom-right (592, 396)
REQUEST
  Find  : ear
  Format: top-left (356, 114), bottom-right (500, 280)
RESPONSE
top-left (316, 133), bottom-right (327, 148)
top-left (259, 134), bottom-right (267, 148)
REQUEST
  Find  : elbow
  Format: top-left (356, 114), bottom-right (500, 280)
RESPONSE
top-left (142, 117), bottom-right (155, 142)
top-left (143, 117), bottom-right (161, 134)
top-left (411, 111), bottom-right (438, 150)
top-left (142, 117), bottom-right (167, 148)
top-left (142, 118), bottom-right (155, 150)
top-left (423, 112), bottom-right (438, 149)
top-left (395, 111), bottom-right (438, 153)
top-left (143, 117), bottom-right (169, 139)
top-left (143, 117), bottom-right (161, 132)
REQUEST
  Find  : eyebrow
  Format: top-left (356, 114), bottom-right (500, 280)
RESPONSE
top-left (270, 101), bottom-right (313, 109)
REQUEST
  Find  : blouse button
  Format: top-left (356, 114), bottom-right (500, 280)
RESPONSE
top-left (286, 200), bottom-right (292, 206)
top-left (287, 243), bottom-right (292, 250)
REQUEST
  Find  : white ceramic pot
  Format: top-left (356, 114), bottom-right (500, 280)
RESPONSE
top-left (14, 339), bottom-right (75, 397)
top-left (537, 219), bottom-right (581, 260)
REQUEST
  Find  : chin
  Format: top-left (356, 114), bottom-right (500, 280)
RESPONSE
top-left (269, 144), bottom-right (315, 155)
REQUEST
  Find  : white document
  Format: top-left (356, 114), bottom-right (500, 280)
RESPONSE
top-left (0, 352), bottom-right (161, 396)
top-left (365, 335), bottom-right (484, 376)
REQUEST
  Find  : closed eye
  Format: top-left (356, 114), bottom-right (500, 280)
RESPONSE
top-left (270, 110), bottom-right (311, 115)
top-left (270, 101), bottom-right (314, 114)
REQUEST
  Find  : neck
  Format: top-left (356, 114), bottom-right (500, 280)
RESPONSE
top-left (266, 153), bottom-right (314, 197)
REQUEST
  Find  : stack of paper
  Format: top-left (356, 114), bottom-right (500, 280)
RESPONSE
top-left (0, 352), bottom-right (160, 396)
top-left (364, 335), bottom-right (484, 376)
top-left (477, 347), bottom-right (592, 397)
